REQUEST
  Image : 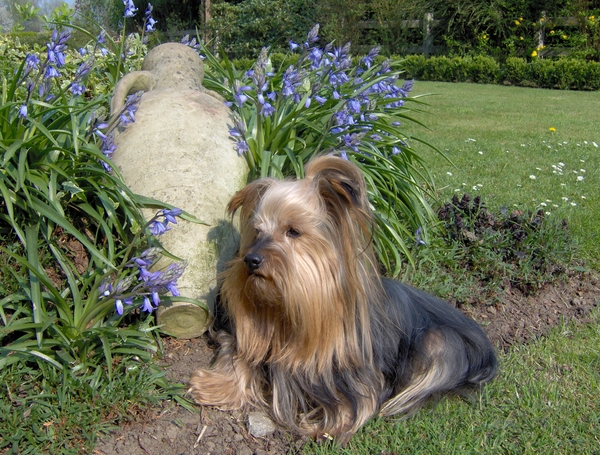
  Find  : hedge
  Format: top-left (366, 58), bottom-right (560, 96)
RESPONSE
top-left (401, 54), bottom-right (600, 91)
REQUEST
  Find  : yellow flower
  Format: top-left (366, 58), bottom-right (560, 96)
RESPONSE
top-left (562, 34), bottom-right (568, 39)
top-left (531, 50), bottom-right (538, 57)
top-left (590, 15), bottom-right (595, 21)
top-left (515, 20), bottom-right (520, 26)
top-left (482, 34), bottom-right (488, 39)
top-left (550, 30), bottom-right (555, 35)
top-left (549, 127), bottom-right (556, 132)
top-left (520, 17), bottom-right (523, 21)
top-left (520, 36), bottom-right (524, 40)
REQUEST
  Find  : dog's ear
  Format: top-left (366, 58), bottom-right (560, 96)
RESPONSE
top-left (227, 178), bottom-right (275, 219)
top-left (305, 156), bottom-right (369, 212)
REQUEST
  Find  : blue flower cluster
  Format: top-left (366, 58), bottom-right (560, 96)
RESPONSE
top-left (219, 24), bottom-right (414, 161)
top-left (99, 208), bottom-right (186, 316)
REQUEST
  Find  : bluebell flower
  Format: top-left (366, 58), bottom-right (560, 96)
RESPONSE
top-left (162, 207), bottom-right (182, 224)
top-left (44, 65), bottom-right (60, 79)
top-left (361, 47), bottom-right (380, 68)
top-left (70, 82), bottom-right (85, 96)
top-left (289, 40), bottom-right (299, 51)
top-left (25, 54), bottom-right (40, 69)
top-left (234, 139), bottom-right (249, 155)
top-left (314, 94), bottom-right (327, 105)
top-left (123, 0), bottom-right (138, 18)
top-left (145, 4), bottom-right (157, 32)
top-left (75, 59), bottom-right (94, 80)
top-left (233, 81), bottom-right (252, 106)
top-left (115, 299), bottom-right (125, 315)
top-left (151, 291), bottom-right (160, 307)
top-left (229, 118), bottom-right (246, 138)
top-left (18, 104), bottom-right (28, 119)
top-left (392, 146), bottom-right (401, 155)
top-left (348, 99), bottom-right (361, 114)
top-left (46, 30), bottom-right (70, 68)
top-left (166, 282), bottom-right (180, 296)
top-left (305, 24), bottom-right (320, 47)
top-left (261, 102), bottom-right (276, 117)
top-left (149, 219), bottom-right (168, 235)
top-left (141, 296), bottom-right (153, 312)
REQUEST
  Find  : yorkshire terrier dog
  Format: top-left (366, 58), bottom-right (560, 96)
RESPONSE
top-left (189, 156), bottom-right (497, 443)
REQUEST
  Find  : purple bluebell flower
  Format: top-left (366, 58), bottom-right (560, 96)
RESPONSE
top-left (229, 117), bottom-right (246, 138)
top-left (46, 30), bottom-right (70, 68)
top-left (115, 298), bottom-right (124, 315)
top-left (289, 40), bottom-right (299, 51)
top-left (361, 47), bottom-right (380, 69)
top-left (141, 296), bottom-right (153, 312)
top-left (44, 65), bottom-right (60, 79)
top-left (25, 54), bottom-right (40, 69)
top-left (348, 99), bottom-right (361, 114)
top-left (70, 82), bottom-right (85, 96)
top-left (145, 4), bottom-right (157, 32)
top-left (314, 94), bottom-right (327, 105)
top-left (123, 0), bottom-right (138, 18)
top-left (305, 24), bottom-right (320, 47)
top-left (151, 291), bottom-right (160, 307)
top-left (234, 139), bottom-right (249, 155)
top-left (261, 102), bottom-right (276, 117)
top-left (233, 80), bottom-right (252, 106)
top-left (162, 207), bottom-right (182, 224)
top-left (18, 104), bottom-right (28, 119)
top-left (149, 219), bottom-right (168, 235)
top-left (392, 146), bottom-right (401, 155)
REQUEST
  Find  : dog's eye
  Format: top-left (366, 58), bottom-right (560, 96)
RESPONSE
top-left (286, 227), bottom-right (302, 238)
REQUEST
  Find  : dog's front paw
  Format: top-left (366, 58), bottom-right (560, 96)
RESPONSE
top-left (188, 368), bottom-right (246, 409)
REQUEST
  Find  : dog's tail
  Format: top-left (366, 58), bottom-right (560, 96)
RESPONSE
top-left (377, 279), bottom-right (498, 416)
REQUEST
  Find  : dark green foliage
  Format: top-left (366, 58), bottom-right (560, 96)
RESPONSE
top-left (402, 54), bottom-right (600, 89)
top-left (406, 193), bottom-right (574, 304)
top-left (206, 0), bottom-right (317, 59)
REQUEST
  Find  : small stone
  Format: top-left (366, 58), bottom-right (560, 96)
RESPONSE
top-left (248, 411), bottom-right (276, 438)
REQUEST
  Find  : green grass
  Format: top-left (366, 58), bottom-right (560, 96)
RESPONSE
top-left (406, 82), bottom-right (600, 268)
top-left (303, 312), bottom-right (600, 455)
top-left (0, 358), bottom-right (186, 454)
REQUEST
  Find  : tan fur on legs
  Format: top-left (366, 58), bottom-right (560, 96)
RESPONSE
top-left (188, 331), bottom-right (265, 409)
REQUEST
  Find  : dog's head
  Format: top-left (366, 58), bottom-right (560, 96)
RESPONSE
top-left (228, 156), bottom-right (374, 288)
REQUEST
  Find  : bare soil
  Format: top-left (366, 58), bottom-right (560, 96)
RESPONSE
top-left (94, 270), bottom-right (599, 455)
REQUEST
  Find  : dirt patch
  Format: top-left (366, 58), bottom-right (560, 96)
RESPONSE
top-left (94, 271), bottom-right (599, 455)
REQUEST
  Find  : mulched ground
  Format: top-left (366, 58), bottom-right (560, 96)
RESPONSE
top-left (94, 270), bottom-right (599, 455)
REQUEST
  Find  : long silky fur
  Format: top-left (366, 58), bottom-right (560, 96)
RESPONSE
top-left (189, 156), bottom-right (498, 441)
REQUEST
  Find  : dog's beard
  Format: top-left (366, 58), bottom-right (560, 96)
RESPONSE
top-left (242, 272), bottom-right (283, 307)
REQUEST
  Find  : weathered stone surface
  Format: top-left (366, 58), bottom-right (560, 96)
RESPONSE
top-left (247, 412), bottom-right (277, 438)
top-left (111, 43), bottom-right (247, 338)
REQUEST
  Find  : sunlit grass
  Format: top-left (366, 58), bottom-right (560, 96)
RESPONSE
top-left (407, 81), bottom-right (600, 268)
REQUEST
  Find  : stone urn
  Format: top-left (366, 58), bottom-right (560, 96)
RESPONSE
top-left (110, 43), bottom-right (248, 338)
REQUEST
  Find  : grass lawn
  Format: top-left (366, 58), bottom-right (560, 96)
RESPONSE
top-left (405, 81), bottom-right (600, 268)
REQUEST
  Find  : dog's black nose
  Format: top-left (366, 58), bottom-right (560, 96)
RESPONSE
top-left (244, 253), bottom-right (263, 271)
